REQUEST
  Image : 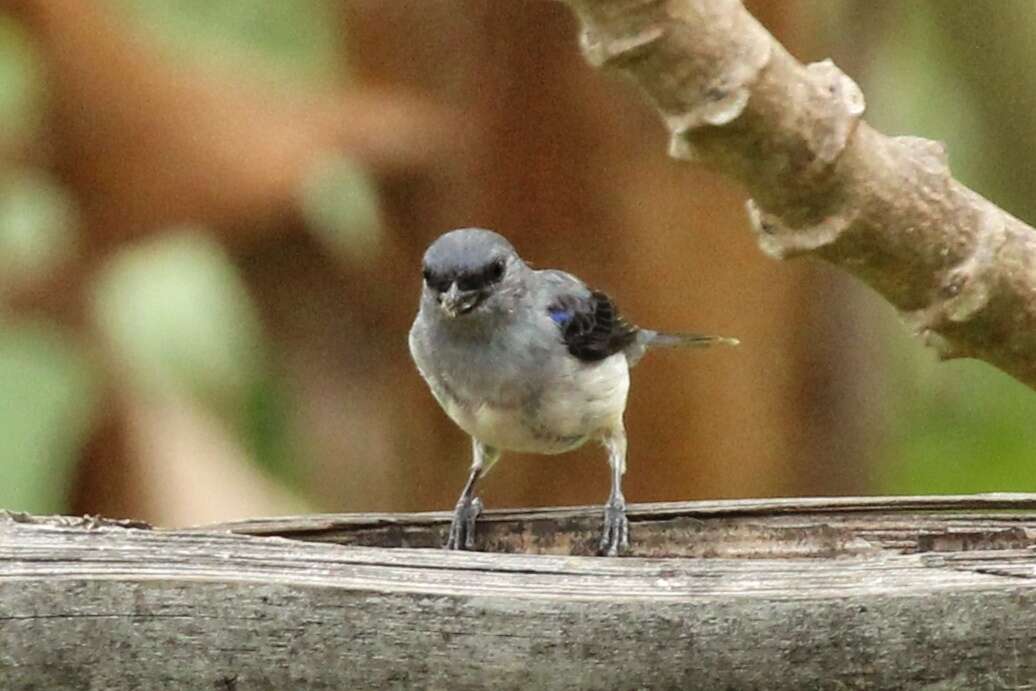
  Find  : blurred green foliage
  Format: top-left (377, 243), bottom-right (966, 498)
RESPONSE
top-left (0, 1), bottom-right (345, 513)
top-left (852, 1), bottom-right (1036, 494)
top-left (876, 307), bottom-right (1036, 494)
top-left (0, 17), bottom-right (88, 512)
top-left (92, 232), bottom-right (265, 414)
top-left (114, 0), bottom-right (344, 86)
top-left (300, 156), bottom-right (383, 263)
top-left (0, 15), bottom-right (41, 140)
top-left (0, 322), bottom-right (98, 512)
top-left (0, 173), bottom-right (76, 286)
top-left (91, 231), bottom-right (302, 487)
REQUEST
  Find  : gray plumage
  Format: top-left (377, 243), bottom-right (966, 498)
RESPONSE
top-left (408, 228), bottom-right (737, 555)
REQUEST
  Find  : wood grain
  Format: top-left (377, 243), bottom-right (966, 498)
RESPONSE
top-left (4, 496), bottom-right (1036, 689)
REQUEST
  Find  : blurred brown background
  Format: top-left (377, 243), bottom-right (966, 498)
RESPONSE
top-left (2, 1), bottom-right (1035, 527)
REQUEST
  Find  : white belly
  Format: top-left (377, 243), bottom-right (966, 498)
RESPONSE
top-left (441, 352), bottom-right (630, 454)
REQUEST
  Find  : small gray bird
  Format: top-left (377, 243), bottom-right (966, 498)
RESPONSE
top-left (408, 228), bottom-right (737, 556)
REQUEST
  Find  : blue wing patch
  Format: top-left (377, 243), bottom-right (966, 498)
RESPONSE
top-left (548, 306), bottom-right (573, 326)
top-left (548, 291), bottom-right (639, 362)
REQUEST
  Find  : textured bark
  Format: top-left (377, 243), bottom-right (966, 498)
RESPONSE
top-left (562, 0), bottom-right (1036, 390)
top-left (6, 496), bottom-right (1036, 689)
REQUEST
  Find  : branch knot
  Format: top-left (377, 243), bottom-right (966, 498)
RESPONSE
top-left (801, 60), bottom-right (866, 169)
top-left (907, 204), bottom-right (1007, 358)
top-left (746, 199), bottom-right (854, 260)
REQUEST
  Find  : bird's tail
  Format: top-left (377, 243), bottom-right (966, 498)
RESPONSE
top-left (640, 330), bottom-right (740, 349)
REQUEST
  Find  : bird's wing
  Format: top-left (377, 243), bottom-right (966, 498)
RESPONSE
top-left (539, 270), bottom-right (639, 363)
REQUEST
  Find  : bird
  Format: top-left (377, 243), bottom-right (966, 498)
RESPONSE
top-left (408, 228), bottom-right (737, 556)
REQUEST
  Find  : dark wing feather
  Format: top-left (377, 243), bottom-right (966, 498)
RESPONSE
top-left (550, 290), bottom-right (639, 362)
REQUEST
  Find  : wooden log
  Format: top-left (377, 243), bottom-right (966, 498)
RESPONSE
top-left (4, 495), bottom-right (1036, 689)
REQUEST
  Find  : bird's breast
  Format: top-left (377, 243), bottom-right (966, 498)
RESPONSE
top-left (410, 313), bottom-right (631, 454)
top-left (431, 351), bottom-right (630, 455)
top-left (442, 399), bottom-right (583, 454)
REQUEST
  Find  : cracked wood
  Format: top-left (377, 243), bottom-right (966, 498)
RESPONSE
top-left (5, 495), bottom-right (1036, 688)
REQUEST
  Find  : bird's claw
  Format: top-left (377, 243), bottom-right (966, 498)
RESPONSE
top-left (599, 497), bottom-right (629, 556)
top-left (445, 496), bottom-right (483, 550)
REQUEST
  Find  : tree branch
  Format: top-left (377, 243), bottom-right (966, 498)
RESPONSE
top-left (563, 0), bottom-right (1036, 389)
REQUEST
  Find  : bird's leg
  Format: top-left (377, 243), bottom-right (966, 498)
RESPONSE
top-left (445, 439), bottom-right (499, 551)
top-left (446, 466), bottom-right (482, 551)
top-left (599, 430), bottom-right (630, 556)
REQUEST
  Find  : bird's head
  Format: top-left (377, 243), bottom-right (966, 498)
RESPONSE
top-left (419, 228), bottom-right (527, 321)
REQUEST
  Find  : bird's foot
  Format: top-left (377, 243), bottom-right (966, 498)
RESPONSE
top-left (599, 496), bottom-right (629, 556)
top-left (445, 496), bottom-right (483, 551)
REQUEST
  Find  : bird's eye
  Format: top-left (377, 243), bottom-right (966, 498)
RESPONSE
top-left (423, 268), bottom-right (451, 292)
top-left (486, 259), bottom-right (505, 283)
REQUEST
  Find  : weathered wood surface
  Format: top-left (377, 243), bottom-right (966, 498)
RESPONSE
top-left (5, 496), bottom-right (1036, 689)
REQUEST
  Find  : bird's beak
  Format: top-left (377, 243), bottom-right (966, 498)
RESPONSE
top-left (439, 283), bottom-right (479, 318)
